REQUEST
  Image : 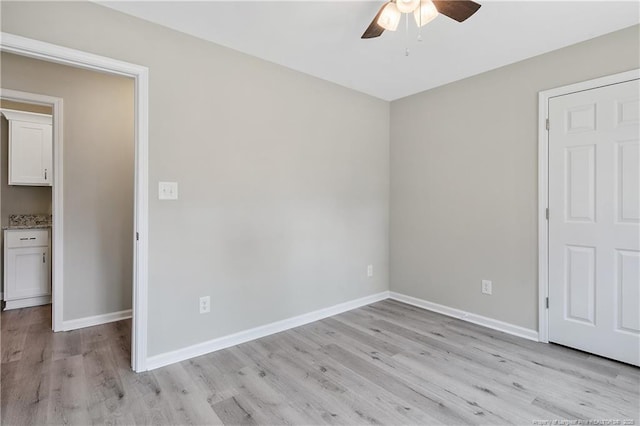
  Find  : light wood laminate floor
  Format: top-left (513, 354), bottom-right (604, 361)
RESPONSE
top-left (1, 300), bottom-right (639, 425)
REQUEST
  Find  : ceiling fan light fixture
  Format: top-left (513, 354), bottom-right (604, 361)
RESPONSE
top-left (377, 2), bottom-right (401, 31)
top-left (395, 0), bottom-right (421, 14)
top-left (414, 0), bottom-right (439, 27)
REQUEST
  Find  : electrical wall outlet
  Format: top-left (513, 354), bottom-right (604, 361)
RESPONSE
top-left (367, 264), bottom-right (373, 277)
top-left (481, 280), bottom-right (492, 295)
top-left (199, 296), bottom-right (211, 314)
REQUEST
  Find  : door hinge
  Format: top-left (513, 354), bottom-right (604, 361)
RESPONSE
top-left (546, 297), bottom-right (549, 309)
top-left (545, 118), bottom-right (550, 131)
top-left (545, 208), bottom-right (549, 220)
top-left (136, 232), bottom-right (139, 241)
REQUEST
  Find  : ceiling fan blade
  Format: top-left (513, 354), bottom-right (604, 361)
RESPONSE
top-left (361, 3), bottom-right (388, 39)
top-left (432, 0), bottom-right (481, 22)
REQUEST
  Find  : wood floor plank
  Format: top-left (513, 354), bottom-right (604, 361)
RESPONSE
top-left (152, 362), bottom-right (223, 425)
top-left (51, 330), bottom-right (82, 361)
top-left (81, 340), bottom-right (128, 423)
top-left (332, 310), bottom-right (443, 355)
top-left (262, 336), bottom-right (421, 425)
top-left (238, 338), bottom-right (388, 425)
top-left (0, 360), bottom-right (18, 416)
top-left (320, 317), bottom-right (404, 357)
top-left (285, 328), bottom-right (438, 425)
top-left (2, 319), bottom-right (54, 425)
top-left (322, 343), bottom-right (471, 424)
top-left (221, 351), bottom-right (317, 426)
top-left (311, 320), bottom-right (531, 423)
top-left (0, 324), bottom-right (28, 364)
top-left (47, 355), bottom-right (92, 426)
top-left (211, 395), bottom-right (258, 426)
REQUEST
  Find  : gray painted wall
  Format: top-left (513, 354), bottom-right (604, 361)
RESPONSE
top-left (1, 52), bottom-right (135, 321)
top-left (390, 25), bottom-right (640, 330)
top-left (0, 1), bottom-right (390, 356)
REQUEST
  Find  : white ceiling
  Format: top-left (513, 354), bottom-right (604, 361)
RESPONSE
top-left (100, 1), bottom-right (640, 101)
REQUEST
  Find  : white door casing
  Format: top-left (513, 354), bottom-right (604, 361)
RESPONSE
top-left (1, 32), bottom-right (150, 372)
top-left (547, 78), bottom-right (639, 366)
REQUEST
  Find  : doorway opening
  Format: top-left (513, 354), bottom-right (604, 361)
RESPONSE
top-left (0, 33), bottom-right (149, 372)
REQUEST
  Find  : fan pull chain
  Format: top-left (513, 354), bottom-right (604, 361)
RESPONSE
top-left (405, 13), bottom-right (410, 56)
top-left (418, 1), bottom-right (423, 42)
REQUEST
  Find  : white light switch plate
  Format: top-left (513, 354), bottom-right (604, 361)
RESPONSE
top-left (158, 181), bottom-right (178, 200)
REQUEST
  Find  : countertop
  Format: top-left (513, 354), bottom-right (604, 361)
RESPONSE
top-left (2, 214), bottom-right (52, 231)
top-left (2, 224), bottom-right (52, 230)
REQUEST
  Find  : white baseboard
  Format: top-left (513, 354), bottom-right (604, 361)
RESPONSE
top-left (62, 309), bottom-right (132, 331)
top-left (389, 292), bottom-right (539, 342)
top-left (146, 290), bottom-right (538, 371)
top-left (4, 295), bottom-right (51, 310)
top-left (146, 291), bottom-right (390, 371)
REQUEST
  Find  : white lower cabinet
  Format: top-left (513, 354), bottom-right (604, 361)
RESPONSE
top-left (3, 229), bottom-right (51, 310)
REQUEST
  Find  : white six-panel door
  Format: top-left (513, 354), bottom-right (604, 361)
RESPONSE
top-left (548, 79), bottom-right (640, 366)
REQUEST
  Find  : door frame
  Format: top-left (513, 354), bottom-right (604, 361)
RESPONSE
top-left (1, 32), bottom-right (150, 372)
top-left (537, 68), bottom-right (640, 343)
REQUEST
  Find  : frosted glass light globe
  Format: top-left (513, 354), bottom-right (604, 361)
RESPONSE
top-left (396, 0), bottom-right (421, 14)
top-left (377, 2), bottom-right (401, 31)
top-left (414, 0), bottom-right (439, 27)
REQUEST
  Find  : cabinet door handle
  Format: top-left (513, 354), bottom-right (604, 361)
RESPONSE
top-left (44, 169), bottom-right (48, 180)
top-left (19, 237), bottom-right (29, 240)
top-left (43, 253), bottom-right (46, 263)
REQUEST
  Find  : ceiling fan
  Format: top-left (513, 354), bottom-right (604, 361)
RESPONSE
top-left (361, 0), bottom-right (481, 39)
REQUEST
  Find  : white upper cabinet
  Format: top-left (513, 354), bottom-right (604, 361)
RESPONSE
top-left (1, 109), bottom-right (53, 186)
